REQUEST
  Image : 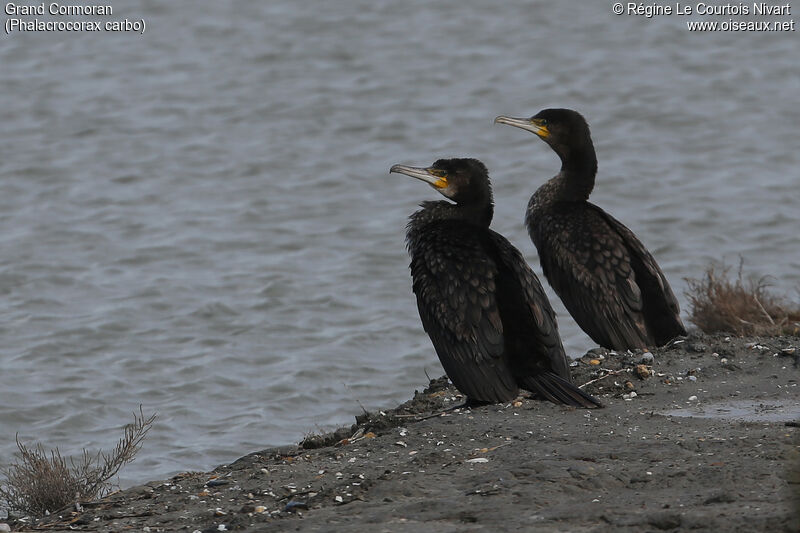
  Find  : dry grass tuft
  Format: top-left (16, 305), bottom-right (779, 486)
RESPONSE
top-left (686, 261), bottom-right (800, 336)
top-left (0, 407), bottom-right (156, 517)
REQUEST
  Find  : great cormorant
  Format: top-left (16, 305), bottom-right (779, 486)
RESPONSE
top-left (494, 109), bottom-right (687, 350)
top-left (390, 158), bottom-right (601, 408)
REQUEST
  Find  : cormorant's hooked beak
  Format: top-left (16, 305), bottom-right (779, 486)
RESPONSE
top-left (389, 164), bottom-right (448, 189)
top-left (494, 115), bottom-right (550, 139)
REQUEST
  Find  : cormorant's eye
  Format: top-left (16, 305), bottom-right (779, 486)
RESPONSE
top-left (429, 169), bottom-right (447, 178)
top-left (539, 119), bottom-right (548, 126)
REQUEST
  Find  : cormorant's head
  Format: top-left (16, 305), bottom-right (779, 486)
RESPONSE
top-left (390, 158), bottom-right (492, 205)
top-left (495, 108), bottom-right (593, 159)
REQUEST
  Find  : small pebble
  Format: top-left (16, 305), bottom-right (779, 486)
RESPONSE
top-left (640, 352), bottom-right (654, 364)
top-left (688, 375), bottom-right (697, 382)
top-left (688, 395), bottom-right (698, 401)
top-left (254, 506), bottom-right (267, 513)
top-left (334, 495), bottom-right (344, 503)
top-left (589, 359), bottom-right (601, 366)
top-left (635, 364), bottom-right (651, 379)
top-left (466, 458), bottom-right (489, 463)
top-left (284, 501), bottom-right (308, 513)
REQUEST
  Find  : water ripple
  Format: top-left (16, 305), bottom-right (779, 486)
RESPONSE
top-left (1, 0), bottom-right (797, 486)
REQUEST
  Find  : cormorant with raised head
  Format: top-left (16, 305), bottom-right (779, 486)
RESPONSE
top-left (390, 158), bottom-right (601, 408)
top-left (494, 109), bottom-right (687, 350)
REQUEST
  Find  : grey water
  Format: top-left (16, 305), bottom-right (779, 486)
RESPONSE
top-left (663, 400), bottom-right (800, 423)
top-left (1, 1), bottom-right (798, 487)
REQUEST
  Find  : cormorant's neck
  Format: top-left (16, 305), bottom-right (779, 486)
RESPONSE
top-left (440, 183), bottom-right (494, 226)
top-left (554, 143), bottom-right (597, 202)
top-left (463, 201), bottom-right (494, 227)
top-left (415, 199), bottom-right (494, 228)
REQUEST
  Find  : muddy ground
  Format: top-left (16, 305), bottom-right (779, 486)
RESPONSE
top-left (6, 333), bottom-right (800, 532)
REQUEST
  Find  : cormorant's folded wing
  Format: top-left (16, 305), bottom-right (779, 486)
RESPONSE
top-left (409, 222), bottom-right (518, 403)
top-left (531, 204), bottom-right (652, 349)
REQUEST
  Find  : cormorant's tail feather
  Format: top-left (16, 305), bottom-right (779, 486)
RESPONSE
top-left (521, 372), bottom-right (603, 409)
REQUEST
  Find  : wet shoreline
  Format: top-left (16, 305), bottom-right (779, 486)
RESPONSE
top-left (7, 333), bottom-right (800, 532)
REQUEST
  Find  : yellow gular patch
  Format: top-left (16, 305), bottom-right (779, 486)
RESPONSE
top-left (533, 121), bottom-right (550, 138)
top-left (426, 168), bottom-right (448, 188)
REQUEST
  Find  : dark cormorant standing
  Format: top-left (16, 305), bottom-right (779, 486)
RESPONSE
top-left (494, 109), bottom-right (687, 350)
top-left (390, 158), bottom-right (601, 408)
